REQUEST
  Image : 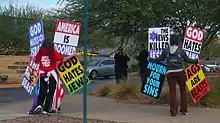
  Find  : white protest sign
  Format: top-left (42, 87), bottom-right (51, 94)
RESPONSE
top-left (182, 26), bottom-right (204, 59)
top-left (148, 27), bottom-right (170, 58)
top-left (54, 19), bottom-right (80, 56)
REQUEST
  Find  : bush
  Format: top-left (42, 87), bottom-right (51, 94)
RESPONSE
top-left (92, 77), bottom-right (220, 108)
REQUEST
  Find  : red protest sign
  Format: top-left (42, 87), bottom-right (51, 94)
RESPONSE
top-left (184, 63), bottom-right (210, 103)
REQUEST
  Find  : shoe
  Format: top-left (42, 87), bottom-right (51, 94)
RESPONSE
top-left (42, 111), bottom-right (51, 116)
top-left (29, 105), bottom-right (42, 114)
top-left (179, 109), bottom-right (188, 115)
top-left (49, 110), bottom-right (56, 114)
top-left (180, 111), bottom-right (188, 115)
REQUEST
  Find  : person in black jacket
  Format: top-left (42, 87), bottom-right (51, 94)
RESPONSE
top-left (114, 47), bottom-right (130, 83)
top-left (136, 44), bottom-right (148, 84)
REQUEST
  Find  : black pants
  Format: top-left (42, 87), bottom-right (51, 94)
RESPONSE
top-left (115, 70), bottom-right (128, 84)
top-left (167, 71), bottom-right (187, 115)
top-left (38, 76), bottom-right (56, 112)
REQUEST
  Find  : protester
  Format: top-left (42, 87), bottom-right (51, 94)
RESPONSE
top-left (150, 35), bottom-right (198, 116)
top-left (114, 47), bottom-right (130, 83)
top-left (31, 40), bottom-right (64, 115)
top-left (136, 44), bottom-right (148, 83)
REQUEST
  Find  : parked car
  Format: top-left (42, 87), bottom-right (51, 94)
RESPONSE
top-left (87, 59), bottom-right (115, 79)
top-left (201, 61), bottom-right (220, 72)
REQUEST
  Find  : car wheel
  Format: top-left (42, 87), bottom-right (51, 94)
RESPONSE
top-left (90, 70), bottom-right (98, 79)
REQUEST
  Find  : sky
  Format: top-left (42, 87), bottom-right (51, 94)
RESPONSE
top-left (0, 0), bottom-right (65, 9)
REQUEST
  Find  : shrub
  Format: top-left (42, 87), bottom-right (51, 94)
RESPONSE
top-left (92, 77), bottom-right (220, 108)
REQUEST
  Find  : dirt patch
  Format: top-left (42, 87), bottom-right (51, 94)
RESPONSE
top-left (0, 115), bottom-right (125, 123)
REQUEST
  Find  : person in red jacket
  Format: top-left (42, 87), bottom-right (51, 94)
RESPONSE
top-left (32, 40), bottom-right (63, 115)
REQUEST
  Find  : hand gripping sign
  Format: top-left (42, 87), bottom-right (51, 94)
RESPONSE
top-left (141, 61), bottom-right (167, 99)
top-left (184, 63), bottom-right (210, 103)
top-left (57, 55), bottom-right (91, 94)
top-left (182, 26), bottom-right (204, 59)
top-left (53, 19), bottom-right (80, 56)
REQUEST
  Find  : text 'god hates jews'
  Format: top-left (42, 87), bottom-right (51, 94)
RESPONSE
top-left (57, 56), bottom-right (89, 93)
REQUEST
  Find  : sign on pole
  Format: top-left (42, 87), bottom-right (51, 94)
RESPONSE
top-left (54, 19), bottom-right (80, 56)
top-left (148, 27), bottom-right (170, 58)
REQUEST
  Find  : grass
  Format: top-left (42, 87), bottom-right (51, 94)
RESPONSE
top-left (92, 76), bottom-right (220, 108)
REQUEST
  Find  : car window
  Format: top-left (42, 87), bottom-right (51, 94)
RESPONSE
top-left (88, 60), bottom-right (100, 66)
top-left (101, 60), bottom-right (115, 65)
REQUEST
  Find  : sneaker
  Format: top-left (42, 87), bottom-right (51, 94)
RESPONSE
top-left (179, 110), bottom-right (188, 115)
top-left (42, 111), bottom-right (51, 116)
top-left (29, 105), bottom-right (42, 114)
top-left (49, 110), bottom-right (56, 114)
top-left (180, 112), bottom-right (188, 115)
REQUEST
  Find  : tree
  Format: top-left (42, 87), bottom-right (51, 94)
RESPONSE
top-left (59, 0), bottom-right (220, 56)
top-left (0, 3), bottom-right (56, 55)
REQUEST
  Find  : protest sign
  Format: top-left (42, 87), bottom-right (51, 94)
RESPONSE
top-left (21, 59), bottom-right (39, 95)
top-left (57, 55), bottom-right (91, 94)
top-left (184, 63), bottom-right (210, 103)
top-left (29, 20), bottom-right (45, 57)
top-left (182, 26), bottom-right (204, 59)
top-left (22, 20), bottom-right (44, 95)
top-left (141, 61), bottom-right (167, 99)
top-left (148, 27), bottom-right (170, 58)
top-left (54, 19), bottom-right (80, 56)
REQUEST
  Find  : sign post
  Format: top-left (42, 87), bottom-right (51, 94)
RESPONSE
top-left (83, 0), bottom-right (88, 123)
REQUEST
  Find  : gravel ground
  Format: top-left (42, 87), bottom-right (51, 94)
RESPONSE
top-left (0, 115), bottom-right (125, 123)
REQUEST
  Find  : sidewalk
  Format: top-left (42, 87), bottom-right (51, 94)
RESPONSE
top-left (0, 94), bottom-right (219, 123)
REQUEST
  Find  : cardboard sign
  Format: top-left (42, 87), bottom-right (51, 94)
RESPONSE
top-left (21, 59), bottom-right (39, 95)
top-left (184, 63), bottom-right (210, 103)
top-left (57, 55), bottom-right (90, 94)
top-left (141, 61), bottom-right (167, 99)
top-left (148, 27), bottom-right (170, 58)
top-left (54, 19), bottom-right (80, 56)
top-left (29, 20), bottom-right (45, 57)
top-left (182, 26), bottom-right (204, 59)
top-left (22, 20), bottom-right (44, 95)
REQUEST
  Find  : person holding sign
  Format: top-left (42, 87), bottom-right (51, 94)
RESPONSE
top-left (114, 47), bottom-right (130, 83)
top-left (150, 35), bottom-right (198, 116)
top-left (31, 39), bottom-right (64, 115)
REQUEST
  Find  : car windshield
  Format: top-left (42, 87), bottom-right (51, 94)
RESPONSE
top-left (88, 60), bottom-right (100, 66)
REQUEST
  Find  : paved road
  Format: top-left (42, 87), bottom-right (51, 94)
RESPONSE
top-left (0, 77), bottom-right (116, 106)
top-left (0, 94), bottom-right (219, 123)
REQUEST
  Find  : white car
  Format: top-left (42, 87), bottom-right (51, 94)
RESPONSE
top-left (201, 61), bottom-right (220, 72)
